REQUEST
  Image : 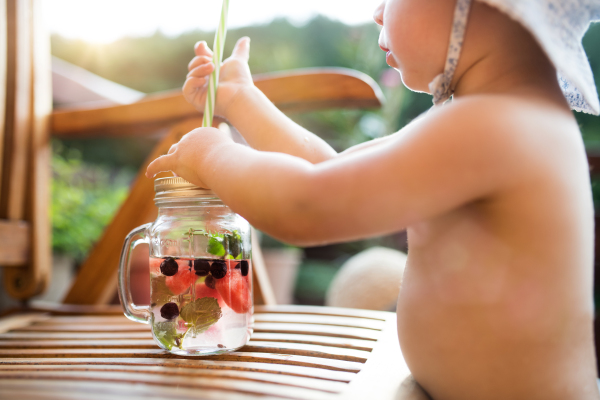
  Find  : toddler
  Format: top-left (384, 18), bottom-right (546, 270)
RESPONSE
top-left (147, 0), bottom-right (600, 398)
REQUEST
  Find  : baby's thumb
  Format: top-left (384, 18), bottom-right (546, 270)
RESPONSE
top-left (231, 37), bottom-right (250, 62)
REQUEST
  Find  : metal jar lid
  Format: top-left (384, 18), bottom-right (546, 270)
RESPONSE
top-left (154, 177), bottom-right (217, 201)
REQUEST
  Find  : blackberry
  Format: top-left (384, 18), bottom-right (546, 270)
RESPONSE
top-left (205, 274), bottom-right (216, 289)
top-left (160, 302), bottom-right (179, 320)
top-left (210, 260), bottom-right (227, 279)
top-left (240, 260), bottom-right (249, 276)
top-left (160, 257), bottom-right (178, 276)
top-left (194, 259), bottom-right (210, 276)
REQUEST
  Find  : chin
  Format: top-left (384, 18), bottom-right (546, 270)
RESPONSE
top-left (399, 71), bottom-right (430, 94)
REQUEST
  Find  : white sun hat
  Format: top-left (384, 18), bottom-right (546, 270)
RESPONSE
top-left (429, 0), bottom-right (600, 115)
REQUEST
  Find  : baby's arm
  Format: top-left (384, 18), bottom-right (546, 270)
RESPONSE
top-left (227, 86), bottom-right (415, 162)
top-left (186, 37), bottom-right (418, 163)
top-left (146, 100), bottom-right (522, 246)
top-left (225, 84), bottom-right (337, 163)
top-left (337, 113), bottom-right (429, 157)
top-left (185, 37), bottom-right (336, 164)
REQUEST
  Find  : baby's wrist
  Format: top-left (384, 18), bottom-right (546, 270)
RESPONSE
top-left (220, 85), bottom-right (260, 120)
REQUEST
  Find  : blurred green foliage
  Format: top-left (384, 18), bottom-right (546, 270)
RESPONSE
top-left (580, 22), bottom-right (600, 149)
top-left (294, 260), bottom-right (342, 305)
top-left (51, 142), bottom-right (133, 261)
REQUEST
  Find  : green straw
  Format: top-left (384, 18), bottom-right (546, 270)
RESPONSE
top-left (202, 0), bottom-right (230, 128)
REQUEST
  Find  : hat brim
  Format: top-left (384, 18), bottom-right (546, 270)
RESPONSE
top-left (477, 0), bottom-right (600, 115)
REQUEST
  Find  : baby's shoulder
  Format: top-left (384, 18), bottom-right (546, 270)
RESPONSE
top-left (425, 94), bottom-right (581, 159)
top-left (436, 94), bottom-right (575, 135)
top-left (405, 94), bottom-right (585, 191)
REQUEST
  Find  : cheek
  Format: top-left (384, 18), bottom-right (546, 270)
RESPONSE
top-left (386, 23), bottom-right (435, 91)
top-left (384, 0), bottom-right (454, 92)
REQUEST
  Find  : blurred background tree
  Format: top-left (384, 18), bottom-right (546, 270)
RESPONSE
top-left (50, 18), bottom-right (600, 304)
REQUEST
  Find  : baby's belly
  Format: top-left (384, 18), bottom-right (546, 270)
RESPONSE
top-left (396, 258), bottom-right (596, 400)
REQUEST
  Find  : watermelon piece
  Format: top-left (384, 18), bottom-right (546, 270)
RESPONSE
top-left (215, 260), bottom-right (251, 314)
top-left (195, 278), bottom-right (226, 308)
top-left (149, 257), bottom-right (162, 276)
top-left (165, 260), bottom-right (195, 295)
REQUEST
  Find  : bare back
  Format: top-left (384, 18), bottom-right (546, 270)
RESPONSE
top-left (397, 96), bottom-right (597, 400)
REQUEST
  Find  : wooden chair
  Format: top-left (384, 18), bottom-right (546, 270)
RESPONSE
top-left (0, 0), bottom-right (51, 301)
top-left (0, 1), bottom-right (425, 399)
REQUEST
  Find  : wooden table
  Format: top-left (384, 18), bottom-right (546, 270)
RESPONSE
top-left (0, 305), bottom-right (423, 400)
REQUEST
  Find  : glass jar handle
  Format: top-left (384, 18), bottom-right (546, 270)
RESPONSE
top-left (118, 223), bottom-right (152, 324)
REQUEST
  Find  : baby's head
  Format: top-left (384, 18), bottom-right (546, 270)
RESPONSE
top-left (374, 0), bottom-right (600, 115)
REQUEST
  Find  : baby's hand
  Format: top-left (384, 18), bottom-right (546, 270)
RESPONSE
top-left (145, 127), bottom-right (234, 188)
top-left (184, 37), bottom-right (253, 118)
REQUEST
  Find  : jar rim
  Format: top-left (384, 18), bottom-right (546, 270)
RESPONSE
top-left (154, 177), bottom-right (218, 201)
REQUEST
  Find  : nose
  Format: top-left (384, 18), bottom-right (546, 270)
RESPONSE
top-left (373, 1), bottom-right (385, 26)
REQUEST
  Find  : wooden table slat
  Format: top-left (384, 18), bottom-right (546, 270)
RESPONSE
top-left (0, 349), bottom-right (364, 373)
top-left (254, 323), bottom-right (380, 341)
top-left (0, 331), bottom-right (153, 340)
top-left (254, 305), bottom-right (389, 321)
top-left (248, 333), bottom-right (375, 352)
top-left (22, 303), bottom-right (389, 320)
top-left (0, 379), bottom-right (293, 400)
top-left (0, 388), bottom-right (151, 400)
top-left (240, 342), bottom-right (370, 363)
top-left (0, 367), bottom-right (347, 394)
top-left (253, 314), bottom-right (385, 330)
top-left (0, 331), bottom-right (375, 351)
top-left (31, 316), bottom-right (140, 325)
top-left (0, 370), bottom-right (337, 400)
top-left (32, 309), bottom-right (388, 324)
top-left (0, 313), bottom-right (49, 334)
top-left (11, 324), bottom-right (150, 332)
top-left (0, 339), bottom-right (371, 362)
top-left (12, 322), bottom-right (381, 341)
top-left (0, 342), bottom-right (368, 363)
top-left (0, 339), bottom-right (158, 349)
top-left (0, 357), bottom-right (356, 382)
top-left (30, 314), bottom-right (385, 331)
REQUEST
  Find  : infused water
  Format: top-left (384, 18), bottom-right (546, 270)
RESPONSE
top-left (149, 256), bottom-right (253, 355)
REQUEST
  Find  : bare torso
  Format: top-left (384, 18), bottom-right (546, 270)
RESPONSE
top-left (397, 100), bottom-right (598, 400)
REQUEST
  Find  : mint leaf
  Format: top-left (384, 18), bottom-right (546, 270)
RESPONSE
top-left (227, 231), bottom-right (242, 258)
top-left (153, 321), bottom-right (184, 350)
top-left (205, 230), bottom-right (242, 258)
top-left (207, 236), bottom-right (225, 256)
top-left (151, 276), bottom-right (174, 305)
top-left (179, 297), bottom-right (222, 335)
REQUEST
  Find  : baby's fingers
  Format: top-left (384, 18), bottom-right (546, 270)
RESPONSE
top-left (230, 37), bottom-right (250, 62)
top-left (187, 62), bottom-right (214, 78)
top-left (146, 154), bottom-right (174, 178)
top-left (183, 76), bottom-right (208, 97)
top-left (194, 41), bottom-right (214, 58)
top-left (188, 55), bottom-right (213, 71)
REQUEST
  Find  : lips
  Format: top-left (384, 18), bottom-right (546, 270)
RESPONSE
top-left (379, 45), bottom-right (393, 65)
top-left (386, 51), bottom-right (393, 66)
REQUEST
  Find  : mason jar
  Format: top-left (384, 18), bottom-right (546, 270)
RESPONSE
top-left (118, 177), bottom-right (253, 356)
